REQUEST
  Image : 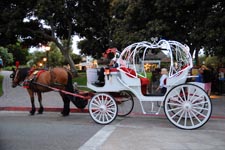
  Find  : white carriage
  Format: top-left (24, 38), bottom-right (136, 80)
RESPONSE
top-left (86, 39), bottom-right (212, 130)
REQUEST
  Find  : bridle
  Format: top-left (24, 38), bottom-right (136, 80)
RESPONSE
top-left (11, 69), bottom-right (22, 87)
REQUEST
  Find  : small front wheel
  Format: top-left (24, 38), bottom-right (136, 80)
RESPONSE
top-left (164, 84), bottom-right (212, 130)
top-left (89, 93), bottom-right (118, 125)
top-left (116, 91), bottom-right (134, 117)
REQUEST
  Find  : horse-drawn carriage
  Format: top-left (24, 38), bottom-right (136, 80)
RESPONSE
top-left (11, 39), bottom-right (212, 130)
top-left (86, 39), bottom-right (212, 130)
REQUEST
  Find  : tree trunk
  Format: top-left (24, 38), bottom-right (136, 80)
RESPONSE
top-left (194, 49), bottom-right (199, 66)
top-left (64, 51), bottom-right (78, 77)
top-left (54, 40), bottom-right (78, 77)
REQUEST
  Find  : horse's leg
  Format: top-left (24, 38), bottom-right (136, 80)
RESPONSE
top-left (37, 92), bottom-right (44, 114)
top-left (27, 89), bottom-right (36, 115)
top-left (60, 92), bottom-right (70, 116)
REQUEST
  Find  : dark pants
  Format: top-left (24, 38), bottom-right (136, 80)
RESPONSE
top-left (161, 87), bottom-right (167, 94)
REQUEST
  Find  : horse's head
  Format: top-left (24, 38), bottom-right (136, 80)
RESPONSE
top-left (10, 68), bottom-right (30, 88)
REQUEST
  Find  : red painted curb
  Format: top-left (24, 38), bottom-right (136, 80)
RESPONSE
top-left (0, 107), bottom-right (89, 113)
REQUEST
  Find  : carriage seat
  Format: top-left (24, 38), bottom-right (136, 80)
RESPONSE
top-left (109, 68), bottom-right (119, 72)
top-left (139, 77), bottom-right (150, 95)
top-left (119, 67), bottom-right (150, 95)
top-left (119, 67), bottom-right (136, 77)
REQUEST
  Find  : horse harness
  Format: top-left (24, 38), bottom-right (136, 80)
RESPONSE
top-left (23, 69), bottom-right (66, 92)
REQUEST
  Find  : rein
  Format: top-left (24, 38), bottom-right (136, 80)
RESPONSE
top-left (32, 82), bottom-right (90, 100)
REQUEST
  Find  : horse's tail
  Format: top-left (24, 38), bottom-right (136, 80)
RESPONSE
top-left (66, 70), bottom-right (88, 109)
top-left (66, 71), bottom-right (74, 93)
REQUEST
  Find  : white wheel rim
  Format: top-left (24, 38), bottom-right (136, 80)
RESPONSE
top-left (164, 84), bottom-right (212, 129)
top-left (89, 93), bottom-right (118, 124)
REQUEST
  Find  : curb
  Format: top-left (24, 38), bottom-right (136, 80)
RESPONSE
top-left (0, 106), bottom-right (89, 113)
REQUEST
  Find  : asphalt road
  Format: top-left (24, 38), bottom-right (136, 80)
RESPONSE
top-left (0, 112), bottom-right (103, 150)
top-left (1, 111), bottom-right (225, 150)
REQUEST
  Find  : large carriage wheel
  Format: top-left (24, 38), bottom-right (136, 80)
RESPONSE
top-left (116, 91), bottom-right (134, 117)
top-left (164, 84), bottom-right (212, 130)
top-left (89, 93), bottom-right (118, 125)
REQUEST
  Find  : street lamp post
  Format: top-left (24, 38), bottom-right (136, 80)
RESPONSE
top-left (44, 46), bottom-right (50, 68)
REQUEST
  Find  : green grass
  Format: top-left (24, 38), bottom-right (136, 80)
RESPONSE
top-left (72, 72), bottom-right (93, 91)
top-left (0, 75), bottom-right (3, 96)
top-left (73, 72), bottom-right (87, 85)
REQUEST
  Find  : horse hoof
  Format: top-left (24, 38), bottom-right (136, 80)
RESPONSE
top-left (61, 111), bottom-right (69, 116)
top-left (38, 108), bottom-right (44, 114)
top-left (29, 112), bottom-right (35, 115)
top-left (29, 110), bottom-right (35, 115)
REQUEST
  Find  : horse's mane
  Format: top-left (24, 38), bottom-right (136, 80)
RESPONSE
top-left (18, 67), bottom-right (30, 81)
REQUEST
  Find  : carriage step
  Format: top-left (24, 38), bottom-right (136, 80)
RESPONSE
top-left (92, 82), bottom-right (105, 87)
top-left (144, 93), bottom-right (165, 96)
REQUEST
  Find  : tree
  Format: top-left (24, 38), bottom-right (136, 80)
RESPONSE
top-left (0, 0), bottom-right (96, 75)
top-left (0, 47), bottom-right (14, 66)
top-left (110, 0), bottom-right (225, 65)
top-left (76, 0), bottom-right (112, 58)
top-left (6, 42), bottom-right (30, 65)
top-left (1, 0), bottom-right (224, 68)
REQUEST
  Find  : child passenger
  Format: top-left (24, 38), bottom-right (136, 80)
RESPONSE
top-left (156, 68), bottom-right (168, 94)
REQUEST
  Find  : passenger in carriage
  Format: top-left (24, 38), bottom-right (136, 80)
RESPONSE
top-left (109, 57), bottom-right (119, 68)
top-left (156, 68), bottom-right (168, 94)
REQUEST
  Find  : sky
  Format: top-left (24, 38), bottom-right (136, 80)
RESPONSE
top-left (72, 35), bottom-right (82, 55)
top-left (29, 35), bottom-right (82, 55)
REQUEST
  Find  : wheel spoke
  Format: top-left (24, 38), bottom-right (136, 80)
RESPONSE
top-left (107, 108), bottom-right (116, 114)
top-left (93, 110), bottom-right (100, 117)
top-left (167, 106), bottom-right (182, 112)
top-left (99, 112), bottom-right (103, 122)
top-left (174, 90), bottom-right (185, 103)
top-left (94, 98), bottom-right (101, 106)
top-left (192, 108), bottom-right (207, 118)
top-left (181, 87), bottom-right (187, 101)
top-left (189, 90), bottom-right (198, 102)
top-left (190, 110), bottom-right (201, 123)
top-left (188, 111), bottom-right (194, 126)
top-left (167, 102), bottom-right (182, 107)
top-left (176, 110), bottom-right (185, 124)
top-left (171, 109), bottom-right (183, 119)
top-left (193, 106), bottom-right (209, 111)
top-left (184, 111), bottom-right (188, 126)
top-left (105, 99), bottom-right (112, 106)
top-left (91, 102), bottom-right (100, 108)
top-left (192, 100), bottom-right (208, 106)
top-left (192, 95), bottom-right (206, 104)
top-left (105, 111), bottom-right (112, 119)
top-left (107, 103), bottom-right (115, 108)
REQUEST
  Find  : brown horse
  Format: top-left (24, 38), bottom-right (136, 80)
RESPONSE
top-left (11, 67), bottom-right (74, 116)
